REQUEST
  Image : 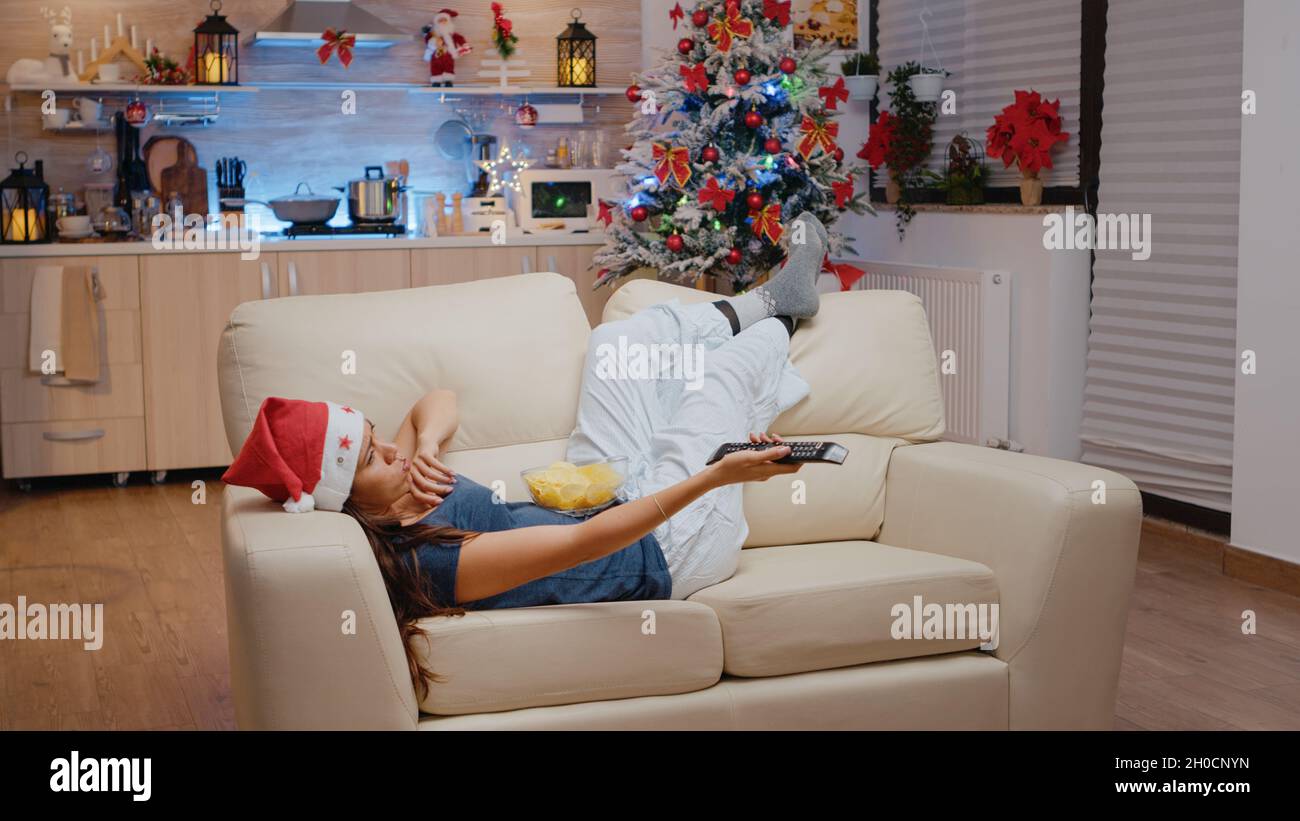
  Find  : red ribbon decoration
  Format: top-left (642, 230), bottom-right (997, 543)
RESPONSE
top-left (596, 199), bottom-right (614, 227)
top-left (707, 4), bottom-right (754, 53)
top-left (750, 202), bottom-right (783, 244)
top-left (698, 177), bottom-right (735, 211)
top-left (680, 63), bottom-right (709, 93)
top-left (653, 143), bottom-right (692, 188)
top-left (317, 28), bottom-right (356, 67)
top-left (818, 77), bottom-right (849, 111)
top-left (763, 0), bottom-right (792, 27)
top-left (831, 178), bottom-right (854, 208)
top-left (822, 256), bottom-right (867, 291)
top-left (669, 3), bottom-right (684, 29)
top-left (797, 116), bottom-right (839, 160)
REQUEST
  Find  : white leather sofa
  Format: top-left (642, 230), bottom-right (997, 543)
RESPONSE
top-left (217, 272), bottom-right (1142, 730)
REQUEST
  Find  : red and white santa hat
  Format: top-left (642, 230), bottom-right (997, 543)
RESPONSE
top-left (221, 397), bottom-right (366, 513)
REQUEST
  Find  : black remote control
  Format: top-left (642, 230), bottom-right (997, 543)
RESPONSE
top-left (705, 441), bottom-right (849, 466)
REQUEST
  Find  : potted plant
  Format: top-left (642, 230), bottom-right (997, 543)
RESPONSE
top-left (840, 52), bottom-right (880, 101)
top-left (908, 67), bottom-right (946, 102)
top-left (927, 133), bottom-right (987, 205)
top-left (857, 62), bottom-right (938, 239)
top-left (986, 89), bottom-right (1070, 206)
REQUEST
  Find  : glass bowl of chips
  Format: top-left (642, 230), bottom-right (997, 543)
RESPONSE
top-left (521, 456), bottom-right (629, 517)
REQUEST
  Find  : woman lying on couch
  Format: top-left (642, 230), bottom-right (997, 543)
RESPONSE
top-left (223, 212), bottom-right (830, 696)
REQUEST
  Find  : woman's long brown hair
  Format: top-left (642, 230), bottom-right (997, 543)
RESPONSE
top-left (341, 500), bottom-right (480, 701)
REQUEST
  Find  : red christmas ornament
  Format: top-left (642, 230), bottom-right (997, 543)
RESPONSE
top-left (630, 205), bottom-right (649, 222)
top-left (691, 8), bottom-right (710, 27)
top-left (833, 146), bottom-right (845, 162)
top-left (726, 247), bottom-right (743, 265)
top-left (779, 56), bottom-right (797, 74)
top-left (666, 233), bottom-right (685, 252)
top-left (763, 137), bottom-right (782, 154)
top-left (515, 102), bottom-right (538, 129)
top-left (124, 98), bottom-right (151, 127)
top-left (701, 145), bottom-right (721, 163)
top-left (677, 37), bottom-right (694, 55)
top-left (625, 84), bottom-right (642, 103)
top-left (744, 109), bottom-right (764, 128)
top-left (733, 68), bottom-right (752, 85)
top-left (745, 191), bottom-right (764, 210)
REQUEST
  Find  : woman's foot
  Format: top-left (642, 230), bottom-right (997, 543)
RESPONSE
top-left (713, 211), bottom-right (828, 334)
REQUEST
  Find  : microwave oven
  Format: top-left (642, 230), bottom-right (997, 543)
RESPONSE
top-left (513, 169), bottom-right (622, 233)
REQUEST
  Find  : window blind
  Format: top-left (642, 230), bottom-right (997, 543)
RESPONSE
top-left (1080, 0), bottom-right (1243, 511)
top-left (877, 0), bottom-right (1083, 187)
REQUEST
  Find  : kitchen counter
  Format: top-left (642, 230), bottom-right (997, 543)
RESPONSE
top-left (0, 230), bottom-right (609, 258)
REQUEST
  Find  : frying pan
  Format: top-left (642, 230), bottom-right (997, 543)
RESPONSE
top-left (221, 182), bottom-right (340, 225)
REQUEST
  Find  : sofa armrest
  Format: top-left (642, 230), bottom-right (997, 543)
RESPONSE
top-left (221, 485), bottom-right (418, 729)
top-left (879, 442), bottom-right (1142, 729)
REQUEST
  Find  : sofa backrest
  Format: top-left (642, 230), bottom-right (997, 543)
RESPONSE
top-left (218, 272), bottom-right (591, 457)
top-left (602, 279), bottom-right (946, 545)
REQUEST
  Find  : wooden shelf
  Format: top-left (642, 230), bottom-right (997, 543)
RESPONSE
top-left (5, 81), bottom-right (626, 97)
top-left (4, 81), bottom-right (257, 95)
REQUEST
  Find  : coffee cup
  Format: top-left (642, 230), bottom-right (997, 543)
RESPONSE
top-left (57, 215), bottom-right (92, 236)
top-left (42, 109), bottom-right (71, 129)
top-left (97, 63), bottom-right (121, 83)
top-left (76, 97), bottom-right (102, 124)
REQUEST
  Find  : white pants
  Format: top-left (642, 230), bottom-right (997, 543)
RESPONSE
top-left (565, 299), bottom-right (811, 599)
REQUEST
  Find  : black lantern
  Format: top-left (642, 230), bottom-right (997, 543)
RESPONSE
top-left (556, 8), bottom-right (596, 88)
top-left (2, 152), bottom-right (51, 244)
top-left (194, 0), bottom-right (238, 85)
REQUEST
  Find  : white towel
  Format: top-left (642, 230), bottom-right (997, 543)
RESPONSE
top-left (28, 264), bottom-right (63, 373)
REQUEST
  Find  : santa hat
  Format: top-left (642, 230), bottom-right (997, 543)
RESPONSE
top-left (221, 397), bottom-right (366, 513)
top-left (436, 8), bottom-right (458, 17)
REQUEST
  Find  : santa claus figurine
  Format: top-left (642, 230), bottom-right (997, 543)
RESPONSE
top-left (422, 9), bottom-right (472, 87)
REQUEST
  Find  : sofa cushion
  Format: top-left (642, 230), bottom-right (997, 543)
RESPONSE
top-left (687, 540), bottom-right (999, 677)
top-left (602, 279), bottom-right (946, 441)
top-left (218, 272), bottom-right (590, 455)
top-left (741, 432), bottom-right (905, 546)
top-left (413, 600), bottom-right (723, 715)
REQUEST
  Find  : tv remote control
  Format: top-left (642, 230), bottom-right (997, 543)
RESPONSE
top-left (705, 440), bottom-right (849, 466)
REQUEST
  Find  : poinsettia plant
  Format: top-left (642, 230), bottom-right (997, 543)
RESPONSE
top-left (986, 89), bottom-right (1070, 178)
top-left (141, 48), bottom-right (190, 85)
top-left (857, 62), bottom-right (938, 239)
top-left (490, 2), bottom-right (518, 60)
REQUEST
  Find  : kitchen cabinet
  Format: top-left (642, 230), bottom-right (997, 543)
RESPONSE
top-left (0, 255), bottom-right (146, 480)
top-left (410, 245), bottom-right (537, 287)
top-left (538, 245), bottom-right (613, 327)
top-left (276, 250), bottom-right (410, 296)
top-left (140, 253), bottom-right (278, 472)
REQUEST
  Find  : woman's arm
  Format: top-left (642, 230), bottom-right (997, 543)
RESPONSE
top-left (395, 389), bottom-right (459, 505)
top-left (453, 438), bottom-right (799, 603)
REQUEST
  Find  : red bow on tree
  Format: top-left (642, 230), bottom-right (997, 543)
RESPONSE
top-left (707, 4), bottom-right (754, 53)
top-left (750, 202), bottom-right (783, 244)
top-left (822, 255), bottom-right (867, 291)
top-left (317, 28), bottom-right (356, 68)
top-left (698, 177), bottom-right (735, 211)
top-left (680, 63), bottom-right (709, 93)
top-left (831, 178), bottom-right (854, 208)
top-left (797, 116), bottom-right (839, 160)
top-left (596, 199), bottom-right (614, 227)
top-left (653, 143), bottom-right (693, 188)
top-left (763, 0), bottom-right (792, 27)
top-left (818, 77), bottom-right (849, 111)
top-left (669, 3), bottom-right (684, 29)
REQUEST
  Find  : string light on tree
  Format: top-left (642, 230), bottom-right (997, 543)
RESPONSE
top-left (478, 142), bottom-right (534, 195)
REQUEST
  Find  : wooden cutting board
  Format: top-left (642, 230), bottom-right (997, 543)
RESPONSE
top-left (160, 140), bottom-right (208, 218)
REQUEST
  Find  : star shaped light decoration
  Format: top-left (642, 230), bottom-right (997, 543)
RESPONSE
top-left (478, 142), bottom-right (535, 195)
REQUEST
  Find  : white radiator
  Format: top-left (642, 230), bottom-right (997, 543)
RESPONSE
top-left (819, 261), bottom-right (1011, 446)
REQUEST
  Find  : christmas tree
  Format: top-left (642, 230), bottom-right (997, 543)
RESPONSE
top-left (593, 0), bottom-right (874, 292)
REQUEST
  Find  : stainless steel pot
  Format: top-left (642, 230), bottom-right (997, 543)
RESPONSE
top-left (221, 182), bottom-right (340, 225)
top-left (336, 166), bottom-right (403, 223)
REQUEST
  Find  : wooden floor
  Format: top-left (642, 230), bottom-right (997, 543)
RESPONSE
top-left (1, 474), bottom-right (1298, 730)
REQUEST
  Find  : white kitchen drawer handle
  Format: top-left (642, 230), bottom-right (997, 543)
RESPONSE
top-left (40, 375), bottom-right (95, 387)
top-left (43, 429), bottom-right (106, 442)
top-left (546, 255), bottom-right (558, 272)
top-left (288, 262), bottom-right (299, 296)
top-left (520, 256), bottom-right (532, 274)
top-left (261, 262), bottom-right (273, 299)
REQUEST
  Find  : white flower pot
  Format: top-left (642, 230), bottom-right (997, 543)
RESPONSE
top-left (908, 72), bottom-right (945, 102)
top-left (843, 74), bottom-right (878, 101)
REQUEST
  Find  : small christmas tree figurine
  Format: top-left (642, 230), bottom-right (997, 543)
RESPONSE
top-left (594, 0), bottom-right (873, 291)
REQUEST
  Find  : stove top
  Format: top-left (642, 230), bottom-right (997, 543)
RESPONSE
top-left (278, 222), bottom-right (407, 238)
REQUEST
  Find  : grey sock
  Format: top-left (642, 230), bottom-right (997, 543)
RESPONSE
top-left (723, 211), bottom-right (827, 331)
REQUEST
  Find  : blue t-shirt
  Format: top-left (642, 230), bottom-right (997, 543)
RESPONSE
top-left (403, 475), bottom-right (672, 610)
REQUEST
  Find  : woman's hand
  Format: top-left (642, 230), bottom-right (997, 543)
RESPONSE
top-left (407, 442), bottom-right (457, 508)
top-left (708, 432), bottom-right (802, 487)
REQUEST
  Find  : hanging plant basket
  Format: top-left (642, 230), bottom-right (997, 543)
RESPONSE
top-left (845, 74), bottom-right (878, 101)
top-left (907, 71), bottom-right (944, 102)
